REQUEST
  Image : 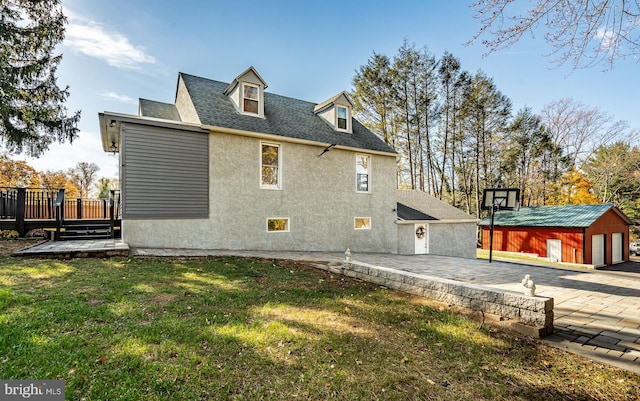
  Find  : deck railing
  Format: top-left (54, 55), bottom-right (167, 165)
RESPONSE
top-left (0, 187), bottom-right (121, 236)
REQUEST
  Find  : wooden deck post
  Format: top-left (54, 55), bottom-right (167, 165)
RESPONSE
top-left (54, 189), bottom-right (65, 241)
top-left (16, 188), bottom-right (26, 236)
top-left (109, 190), bottom-right (115, 239)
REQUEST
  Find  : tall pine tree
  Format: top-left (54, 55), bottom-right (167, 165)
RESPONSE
top-left (0, 0), bottom-right (80, 157)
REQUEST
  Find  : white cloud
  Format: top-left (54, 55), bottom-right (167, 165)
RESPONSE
top-left (64, 12), bottom-right (156, 69)
top-left (595, 27), bottom-right (615, 51)
top-left (98, 91), bottom-right (138, 105)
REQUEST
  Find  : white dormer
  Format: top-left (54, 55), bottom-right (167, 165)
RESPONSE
top-left (314, 91), bottom-right (353, 133)
top-left (223, 66), bottom-right (268, 118)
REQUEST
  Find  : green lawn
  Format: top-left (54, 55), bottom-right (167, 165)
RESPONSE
top-left (1, 240), bottom-right (638, 400)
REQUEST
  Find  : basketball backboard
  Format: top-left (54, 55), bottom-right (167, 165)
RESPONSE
top-left (481, 188), bottom-right (520, 211)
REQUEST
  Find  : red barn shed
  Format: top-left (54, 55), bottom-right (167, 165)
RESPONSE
top-left (479, 204), bottom-right (632, 267)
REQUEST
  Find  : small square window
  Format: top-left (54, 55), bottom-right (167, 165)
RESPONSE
top-left (243, 84), bottom-right (259, 114)
top-left (267, 218), bottom-right (289, 232)
top-left (354, 217), bottom-right (371, 230)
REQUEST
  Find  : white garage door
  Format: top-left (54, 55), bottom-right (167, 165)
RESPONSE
top-left (612, 233), bottom-right (623, 264)
top-left (592, 234), bottom-right (605, 266)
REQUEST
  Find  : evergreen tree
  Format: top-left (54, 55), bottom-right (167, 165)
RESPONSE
top-left (0, 0), bottom-right (80, 156)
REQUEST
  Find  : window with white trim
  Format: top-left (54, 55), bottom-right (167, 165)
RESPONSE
top-left (261, 142), bottom-right (281, 189)
top-left (354, 217), bottom-right (371, 230)
top-left (243, 83), bottom-right (259, 115)
top-left (337, 105), bottom-right (348, 131)
top-left (356, 154), bottom-right (370, 192)
top-left (267, 218), bottom-right (289, 232)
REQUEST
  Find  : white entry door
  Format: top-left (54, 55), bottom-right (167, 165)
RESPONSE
top-left (612, 233), bottom-right (623, 264)
top-left (547, 239), bottom-right (562, 262)
top-left (414, 224), bottom-right (427, 254)
top-left (592, 234), bottom-right (605, 266)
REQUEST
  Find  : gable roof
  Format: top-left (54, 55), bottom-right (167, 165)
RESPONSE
top-left (223, 66), bottom-right (268, 94)
top-left (479, 203), bottom-right (632, 227)
top-left (396, 190), bottom-right (476, 221)
top-left (178, 72), bottom-right (396, 155)
top-left (313, 91), bottom-right (354, 113)
top-left (139, 99), bottom-right (181, 121)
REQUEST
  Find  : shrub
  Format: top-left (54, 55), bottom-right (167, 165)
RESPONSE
top-left (0, 230), bottom-right (20, 240)
top-left (25, 228), bottom-right (48, 239)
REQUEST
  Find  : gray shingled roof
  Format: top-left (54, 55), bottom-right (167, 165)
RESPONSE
top-left (479, 203), bottom-right (631, 227)
top-left (139, 99), bottom-right (181, 121)
top-left (396, 190), bottom-right (476, 221)
top-left (397, 203), bottom-right (436, 220)
top-left (179, 73), bottom-right (396, 154)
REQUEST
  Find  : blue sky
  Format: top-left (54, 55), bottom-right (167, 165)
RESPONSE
top-left (19, 0), bottom-right (639, 179)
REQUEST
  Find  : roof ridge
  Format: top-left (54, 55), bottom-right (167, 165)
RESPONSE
top-left (180, 71), bottom-right (328, 107)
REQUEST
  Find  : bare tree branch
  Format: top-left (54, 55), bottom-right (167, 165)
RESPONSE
top-left (468, 0), bottom-right (640, 70)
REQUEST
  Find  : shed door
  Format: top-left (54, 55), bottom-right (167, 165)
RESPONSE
top-left (547, 239), bottom-right (562, 262)
top-left (612, 233), bottom-right (623, 264)
top-left (592, 234), bottom-right (605, 266)
top-left (414, 224), bottom-right (427, 254)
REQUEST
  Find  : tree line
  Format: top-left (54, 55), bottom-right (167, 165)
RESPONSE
top-left (0, 156), bottom-right (116, 199)
top-left (351, 40), bottom-right (640, 224)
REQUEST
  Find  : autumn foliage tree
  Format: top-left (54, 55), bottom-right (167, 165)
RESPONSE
top-left (0, 156), bottom-right (39, 187)
top-left (547, 168), bottom-right (600, 206)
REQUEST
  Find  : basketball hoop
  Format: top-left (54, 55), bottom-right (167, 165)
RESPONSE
top-left (482, 188), bottom-right (520, 263)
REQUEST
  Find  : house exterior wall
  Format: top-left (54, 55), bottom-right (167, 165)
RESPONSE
top-left (481, 226), bottom-right (585, 264)
top-left (120, 123), bottom-right (209, 219)
top-left (175, 76), bottom-right (200, 124)
top-left (430, 222), bottom-right (477, 259)
top-left (585, 210), bottom-right (630, 265)
top-left (397, 224), bottom-right (417, 255)
top-left (397, 222), bottom-right (476, 258)
top-left (123, 129), bottom-right (399, 253)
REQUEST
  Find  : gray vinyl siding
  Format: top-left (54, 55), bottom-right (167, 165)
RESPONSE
top-left (122, 123), bottom-right (209, 218)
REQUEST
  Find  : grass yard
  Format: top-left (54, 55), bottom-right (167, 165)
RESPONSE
top-left (1, 240), bottom-right (639, 400)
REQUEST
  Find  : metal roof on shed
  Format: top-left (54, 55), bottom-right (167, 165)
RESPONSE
top-left (479, 203), bottom-right (632, 227)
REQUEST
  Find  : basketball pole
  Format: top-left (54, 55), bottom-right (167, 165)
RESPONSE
top-left (489, 202), bottom-right (496, 263)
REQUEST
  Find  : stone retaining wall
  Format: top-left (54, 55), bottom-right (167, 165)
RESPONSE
top-left (342, 260), bottom-right (554, 337)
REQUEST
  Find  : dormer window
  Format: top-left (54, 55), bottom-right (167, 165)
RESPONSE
top-left (243, 83), bottom-right (259, 114)
top-left (223, 66), bottom-right (268, 118)
top-left (314, 92), bottom-right (354, 133)
top-left (337, 106), bottom-right (348, 130)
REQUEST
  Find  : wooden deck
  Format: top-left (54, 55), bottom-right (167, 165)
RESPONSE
top-left (1, 188), bottom-right (121, 240)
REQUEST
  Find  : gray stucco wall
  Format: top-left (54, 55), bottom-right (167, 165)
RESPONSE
top-left (175, 76), bottom-right (200, 124)
top-left (429, 222), bottom-right (477, 259)
top-left (123, 130), bottom-right (398, 253)
top-left (397, 223), bottom-right (417, 255)
top-left (396, 222), bottom-right (477, 258)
